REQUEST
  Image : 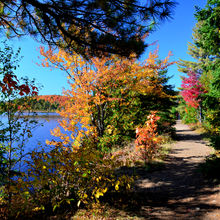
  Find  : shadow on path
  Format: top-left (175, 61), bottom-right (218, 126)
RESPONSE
top-left (108, 121), bottom-right (220, 219)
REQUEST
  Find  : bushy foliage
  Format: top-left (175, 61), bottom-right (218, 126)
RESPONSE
top-left (209, 136), bottom-right (220, 150)
top-left (200, 152), bottom-right (220, 182)
top-left (6, 141), bottom-right (133, 218)
top-left (40, 47), bottom-right (176, 151)
top-left (178, 103), bottom-right (199, 124)
top-left (178, 4), bottom-right (220, 138)
top-left (102, 68), bottom-right (177, 146)
top-left (135, 111), bottom-right (162, 165)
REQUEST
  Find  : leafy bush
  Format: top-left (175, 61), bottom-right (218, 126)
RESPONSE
top-left (8, 141), bottom-right (134, 218)
top-left (209, 135), bottom-right (220, 150)
top-left (181, 106), bottom-right (199, 124)
top-left (200, 152), bottom-right (220, 183)
top-left (135, 111), bottom-right (162, 165)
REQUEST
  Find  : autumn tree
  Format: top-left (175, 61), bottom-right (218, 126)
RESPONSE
top-left (134, 67), bottom-right (177, 135)
top-left (177, 1), bottom-right (220, 133)
top-left (40, 47), bottom-right (174, 150)
top-left (180, 71), bottom-right (207, 123)
top-left (194, 0), bottom-right (220, 97)
top-left (0, 0), bottom-right (176, 57)
top-left (180, 71), bottom-right (205, 108)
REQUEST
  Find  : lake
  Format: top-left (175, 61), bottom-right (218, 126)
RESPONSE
top-left (23, 113), bottom-right (62, 152)
top-left (0, 112), bottom-right (68, 170)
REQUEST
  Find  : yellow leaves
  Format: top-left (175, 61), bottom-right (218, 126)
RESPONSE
top-left (0, 196), bottom-right (5, 205)
top-left (93, 187), bottom-right (108, 199)
top-left (46, 139), bottom-right (57, 146)
top-left (115, 180), bottom-right (120, 191)
top-left (127, 183), bottom-right (131, 189)
top-left (106, 125), bottom-right (113, 135)
top-left (51, 126), bottom-right (61, 137)
top-left (51, 180), bottom-right (56, 184)
top-left (94, 190), bottom-right (103, 199)
top-left (32, 206), bottom-right (45, 212)
top-left (83, 193), bottom-right (88, 199)
top-left (96, 176), bottom-right (102, 182)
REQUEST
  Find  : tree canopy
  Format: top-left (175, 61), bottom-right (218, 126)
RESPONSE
top-left (0, 0), bottom-right (176, 57)
top-left (195, 0), bottom-right (220, 57)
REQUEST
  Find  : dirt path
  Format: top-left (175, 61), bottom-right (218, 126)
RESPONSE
top-left (134, 120), bottom-right (220, 219)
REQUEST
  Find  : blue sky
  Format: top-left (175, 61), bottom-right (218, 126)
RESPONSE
top-left (3, 0), bottom-right (207, 95)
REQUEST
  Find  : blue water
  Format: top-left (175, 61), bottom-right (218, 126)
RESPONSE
top-left (0, 112), bottom-right (61, 150)
top-left (0, 112), bottom-right (71, 171)
top-left (24, 115), bottom-right (61, 152)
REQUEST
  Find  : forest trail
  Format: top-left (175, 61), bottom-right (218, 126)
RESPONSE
top-left (134, 120), bottom-right (220, 220)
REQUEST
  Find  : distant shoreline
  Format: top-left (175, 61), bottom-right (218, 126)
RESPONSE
top-left (21, 111), bottom-right (62, 118)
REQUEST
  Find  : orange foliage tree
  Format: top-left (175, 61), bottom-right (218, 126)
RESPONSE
top-left (40, 47), bottom-right (173, 150)
top-left (135, 111), bottom-right (161, 165)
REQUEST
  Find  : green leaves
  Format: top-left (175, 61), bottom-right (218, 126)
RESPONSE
top-left (195, 0), bottom-right (220, 56)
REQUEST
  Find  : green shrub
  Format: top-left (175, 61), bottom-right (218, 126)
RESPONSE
top-left (200, 152), bottom-right (220, 183)
top-left (210, 135), bottom-right (220, 150)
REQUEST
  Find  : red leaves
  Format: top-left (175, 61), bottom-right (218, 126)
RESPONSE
top-left (0, 73), bottom-right (38, 97)
top-left (19, 84), bottom-right (30, 96)
top-left (180, 71), bottom-right (207, 108)
top-left (1, 73), bottom-right (18, 93)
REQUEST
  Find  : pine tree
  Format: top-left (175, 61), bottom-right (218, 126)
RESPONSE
top-left (178, 22), bottom-right (213, 75)
top-left (0, 0), bottom-right (176, 58)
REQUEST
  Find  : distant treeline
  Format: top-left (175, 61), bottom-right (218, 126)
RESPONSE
top-left (30, 95), bottom-right (68, 112)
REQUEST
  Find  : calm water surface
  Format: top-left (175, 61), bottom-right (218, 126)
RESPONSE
top-left (0, 112), bottom-right (66, 171)
top-left (25, 114), bottom-right (61, 152)
top-left (0, 112), bottom-right (67, 153)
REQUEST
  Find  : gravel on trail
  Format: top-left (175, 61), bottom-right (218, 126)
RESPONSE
top-left (135, 120), bottom-right (220, 220)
